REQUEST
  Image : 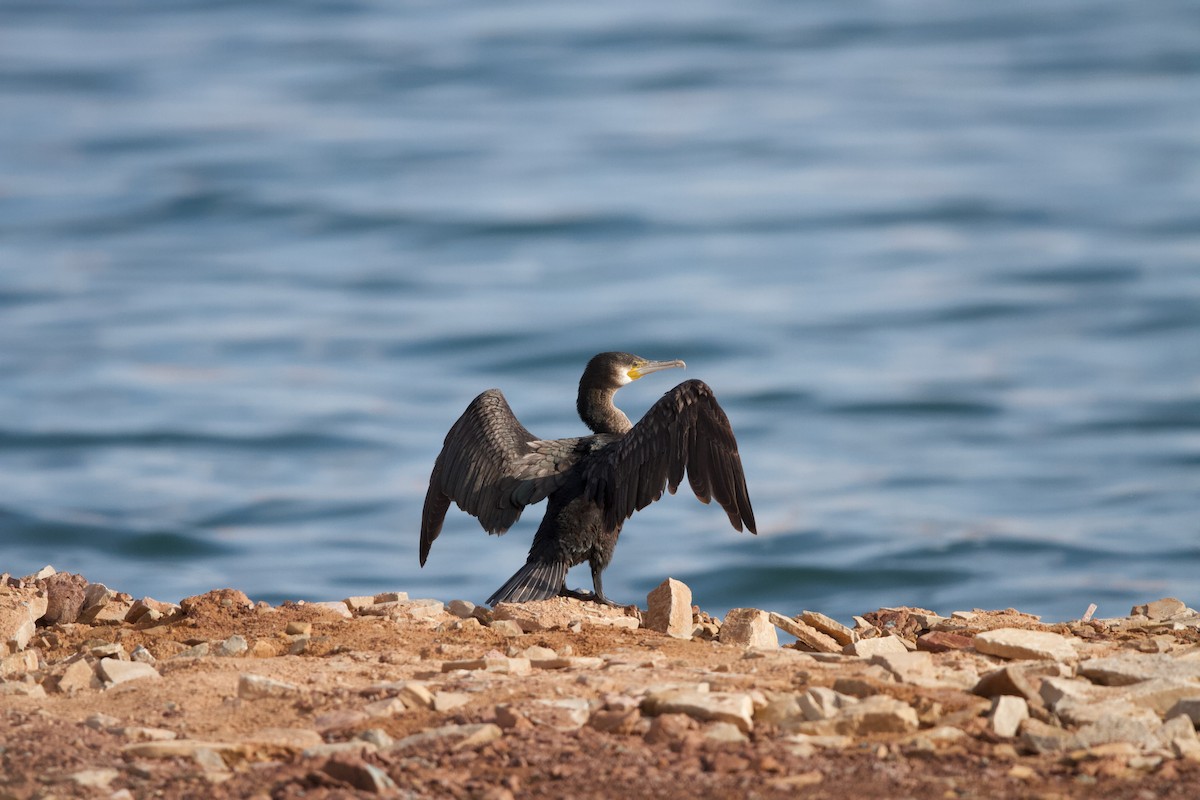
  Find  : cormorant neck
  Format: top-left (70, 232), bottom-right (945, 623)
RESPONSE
top-left (577, 386), bottom-right (632, 435)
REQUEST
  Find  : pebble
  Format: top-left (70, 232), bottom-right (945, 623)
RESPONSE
top-left (433, 691), bottom-right (471, 712)
top-left (310, 601), bottom-right (352, 618)
top-left (490, 619), bottom-right (525, 637)
top-left (285, 621), bottom-right (312, 636)
top-left (719, 608), bottom-right (778, 650)
top-left (974, 628), bottom-right (1079, 662)
top-left (68, 768), bottom-right (120, 789)
top-left (705, 721), bottom-right (749, 743)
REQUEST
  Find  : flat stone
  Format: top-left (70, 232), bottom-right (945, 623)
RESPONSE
top-left (373, 591), bottom-right (409, 603)
top-left (125, 597), bottom-right (180, 625)
top-left (844, 635), bottom-right (909, 658)
top-left (69, 768), bottom-right (120, 789)
top-left (363, 697), bottom-right (407, 717)
top-left (304, 741), bottom-right (378, 759)
top-left (1073, 714), bottom-right (1157, 749)
top-left (492, 598), bottom-right (639, 632)
top-left (719, 608), bottom-right (778, 650)
top-left (531, 656), bottom-right (604, 670)
top-left (389, 722), bottom-right (502, 752)
top-left (705, 721), bottom-right (749, 743)
top-left (122, 740), bottom-right (244, 759)
top-left (974, 628), bottom-right (1078, 662)
top-left (237, 673), bottom-right (299, 699)
top-left (642, 689), bottom-right (755, 733)
top-left (989, 696), bottom-right (1029, 738)
top-left (441, 656), bottom-right (531, 675)
top-left (114, 726), bottom-right (178, 742)
top-left (1132, 598), bottom-right (1188, 621)
top-left (322, 756), bottom-right (398, 794)
top-left (97, 659), bottom-right (161, 686)
top-left (646, 578), bottom-right (692, 639)
top-left (835, 695), bottom-right (919, 734)
top-left (799, 611), bottom-right (856, 645)
top-left (433, 691), bottom-right (470, 712)
top-left (1079, 653), bottom-right (1200, 686)
top-left (917, 631), bottom-right (974, 653)
top-left (242, 728), bottom-right (325, 752)
top-left (769, 613), bottom-right (839, 653)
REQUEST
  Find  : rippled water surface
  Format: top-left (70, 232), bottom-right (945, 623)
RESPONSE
top-left (2, 1), bottom-right (1198, 623)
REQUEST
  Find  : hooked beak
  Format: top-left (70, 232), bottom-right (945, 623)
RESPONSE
top-left (628, 358), bottom-right (686, 380)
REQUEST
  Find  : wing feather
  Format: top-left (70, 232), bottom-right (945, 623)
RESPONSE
top-left (420, 389), bottom-right (582, 565)
top-left (584, 379), bottom-right (756, 535)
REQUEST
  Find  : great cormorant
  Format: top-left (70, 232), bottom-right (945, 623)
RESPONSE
top-left (419, 352), bottom-right (756, 606)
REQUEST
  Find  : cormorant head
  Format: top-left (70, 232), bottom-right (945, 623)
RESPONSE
top-left (580, 352), bottom-right (686, 392)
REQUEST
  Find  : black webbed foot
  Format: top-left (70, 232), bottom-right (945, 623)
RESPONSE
top-left (558, 586), bottom-right (621, 607)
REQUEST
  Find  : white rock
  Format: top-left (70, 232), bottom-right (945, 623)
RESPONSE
top-left (989, 695), bottom-right (1029, 738)
top-left (97, 659), bottom-right (161, 687)
top-left (798, 687), bottom-right (857, 721)
top-left (719, 608), bottom-right (779, 650)
top-left (237, 673), bottom-right (299, 699)
top-left (646, 578), bottom-right (692, 639)
top-left (974, 628), bottom-right (1078, 662)
top-left (799, 610), bottom-right (856, 645)
top-left (447, 599), bottom-right (476, 619)
top-left (769, 613), bottom-right (839, 653)
top-left (844, 635), bottom-right (909, 658)
top-left (642, 689), bottom-right (755, 732)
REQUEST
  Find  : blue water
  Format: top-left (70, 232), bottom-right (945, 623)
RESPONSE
top-left (2, 1), bottom-right (1198, 624)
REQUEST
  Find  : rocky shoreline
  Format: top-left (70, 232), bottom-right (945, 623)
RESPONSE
top-left (2, 566), bottom-right (1199, 799)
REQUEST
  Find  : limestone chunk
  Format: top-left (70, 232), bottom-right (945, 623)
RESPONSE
top-left (844, 635), bottom-right (908, 658)
top-left (769, 613), bottom-right (839, 653)
top-left (1079, 653), bottom-right (1200, 686)
top-left (642, 689), bottom-right (755, 733)
top-left (1168, 697), bottom-right (1200, 727)
top-left (797, 687), bottom-right (857, 722)
top-left (1132, 598), bottom-right (1188, 621)
top-left (719, 608), bottom-right (778, 650)
top-left (237, 673), bottom-right (299, 699)
top-left (97, 659), bottom-right (161, 687)
top-left (974, 628), bottom-right (1078, 662)
top-left (799, 610), bottom-right (856, 645)
top-left (869, 651), bottom-right (934, 684)
top-left (441, 656), bottom-right (531, 675)
top-left (388, 723), bottom-right (502, 751)
top-left (447, 599), bottom-right (476, 619)
top-left (645, 578), bottom-right (692, 639)
top-left (989, 696), bottom-right (1029, 738)
top-left (56, 657), bottom-right (100, 693)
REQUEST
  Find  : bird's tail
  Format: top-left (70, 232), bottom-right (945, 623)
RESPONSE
top-left (487, 560), bottom-right (568, 606)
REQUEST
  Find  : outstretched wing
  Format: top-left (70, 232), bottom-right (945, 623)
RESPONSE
top-left (420, 389), bottom-right (583, 565)
top-left (583, 378), bottom-right (756, 535)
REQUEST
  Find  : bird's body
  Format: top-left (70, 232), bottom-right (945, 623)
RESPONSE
top-left (419, 352), bottom-right (756, 606)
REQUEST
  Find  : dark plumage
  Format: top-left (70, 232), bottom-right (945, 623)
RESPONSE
top-left (419, 352), bottom-right (756, 606)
